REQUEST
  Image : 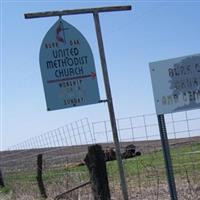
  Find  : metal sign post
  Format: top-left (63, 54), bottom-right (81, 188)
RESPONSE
top-left (157, 114), bottom-right (178, 200)
top-left (93, 11), bottom-right (129, 200)
top-left (25, 5), bottom-right (131, 200)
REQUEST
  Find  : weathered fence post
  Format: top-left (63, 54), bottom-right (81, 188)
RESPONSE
top-left (36, 154), bottom-right (47, 199)
top-left (84, 144), bottom-right (111, 200)
top-left (0, 168), bottom-right (5, 188)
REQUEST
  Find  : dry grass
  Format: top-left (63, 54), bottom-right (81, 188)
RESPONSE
top-left (1, 137), bottom-right (200, 199)
top-left (2, 178), bottom-right (200, 200)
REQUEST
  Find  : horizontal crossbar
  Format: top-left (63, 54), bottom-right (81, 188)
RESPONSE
top-left (24, 5), bottom-right (132, 19)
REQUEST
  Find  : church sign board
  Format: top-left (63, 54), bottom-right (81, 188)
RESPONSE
top-left (40, 18), bottom-right (100, 111)
top-left (149, 54), bottom-right (200, 114)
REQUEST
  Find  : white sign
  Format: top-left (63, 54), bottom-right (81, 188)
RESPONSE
top-left (40, 18), bottom-right (100, 111)
top-left (149, 54), bottom-right (200, 114)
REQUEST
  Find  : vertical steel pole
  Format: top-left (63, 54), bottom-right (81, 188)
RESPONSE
top-left (157, 114), bottom-right (178, 200)
top-left (93, 12), bottom-right (129, 200)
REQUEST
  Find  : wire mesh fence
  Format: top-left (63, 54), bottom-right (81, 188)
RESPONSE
top-left (91, 111), bottom-right (200, 199)
top-left (0, 111), bottom-right (200, 199)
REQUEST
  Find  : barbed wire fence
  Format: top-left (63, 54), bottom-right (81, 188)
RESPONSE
top-left (0, 111), bottom-right (200, 199)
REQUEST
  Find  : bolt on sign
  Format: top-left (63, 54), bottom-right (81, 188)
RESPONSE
top-left (40, 18), bottom-right (100, 111)
top-left (150, 53), bottom-right (200, 114)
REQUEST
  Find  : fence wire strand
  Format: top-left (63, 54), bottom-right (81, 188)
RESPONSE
top-left (0, 112), bottom-right (200, 199)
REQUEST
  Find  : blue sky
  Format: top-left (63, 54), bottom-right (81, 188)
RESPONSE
top-left (1, 0), bottom-right (200, 150)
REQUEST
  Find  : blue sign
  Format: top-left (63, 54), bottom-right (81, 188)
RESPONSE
top-left (40, 18), bottom-right (100, 111)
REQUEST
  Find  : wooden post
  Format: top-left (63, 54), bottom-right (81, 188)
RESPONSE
top-left (0, 168), bottom-right (5, 188)
top-left (84, 144), bottom-right (111, 200)
top-left (37, 154), bottom-right (47, 199)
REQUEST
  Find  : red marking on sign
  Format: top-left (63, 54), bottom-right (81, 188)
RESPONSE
top-left (56, 24), bottom-right (64, 43)
top-left (47, 72), bottom-right (97, 84)
top-left (91, 72), bottom-right (96, 79)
